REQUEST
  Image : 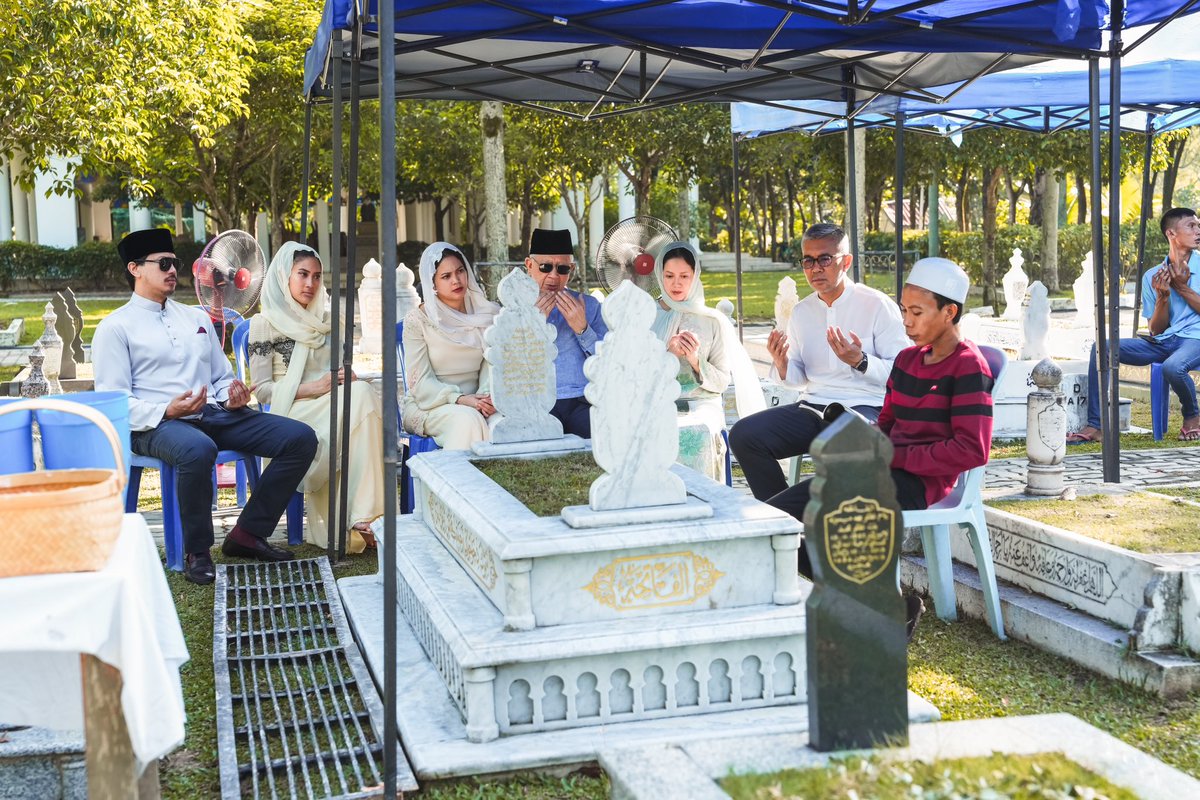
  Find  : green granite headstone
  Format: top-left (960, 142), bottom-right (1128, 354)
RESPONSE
top-left (804, 414), bottom-right (908, 751)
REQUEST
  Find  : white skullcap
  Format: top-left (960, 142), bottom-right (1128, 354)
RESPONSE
top-left (906, 257), bottom-right (970, 304)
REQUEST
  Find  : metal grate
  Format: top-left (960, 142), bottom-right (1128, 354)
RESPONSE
top-left (214, 558), bottom-right (416, 799)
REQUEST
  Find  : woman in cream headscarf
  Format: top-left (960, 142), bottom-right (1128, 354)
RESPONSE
top-left (401, 242), bottom-right (500, 449)
top-left (652, 241), bottom-right (765, 481)
top-left (248, 241), bottom-right (383, 553)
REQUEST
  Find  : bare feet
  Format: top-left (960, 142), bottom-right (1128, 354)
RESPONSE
top-left (352, 523), bottom-right (377, 549)
top-left (1181, 416), bottom-right (1200, 441)
top-left (1066, 425), bottom-right (1101, 444)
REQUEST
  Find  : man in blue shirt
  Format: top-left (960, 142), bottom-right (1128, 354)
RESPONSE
top-left (93, 228), bottom-right (318, 584)
top-left (525, 229), bottom-right (607, 438)
top-left (1070, 207), bottom-right (1200, 443)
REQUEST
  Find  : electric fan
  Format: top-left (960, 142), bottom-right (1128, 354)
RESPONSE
top-left (593, 216), bottom-right (678, 294)
top-left (192, 230), bottom-right (265, 345)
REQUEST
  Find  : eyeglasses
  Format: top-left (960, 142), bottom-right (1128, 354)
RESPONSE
top-left (535, 262), bottom-right (573, 275)
top-left (138, 257), bottom-right (182, 273)
top-left (800, 253), bottom-right (844, 271)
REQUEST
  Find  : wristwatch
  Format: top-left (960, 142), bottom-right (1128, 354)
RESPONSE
top-left (853, 354), bottom-right (869, 373)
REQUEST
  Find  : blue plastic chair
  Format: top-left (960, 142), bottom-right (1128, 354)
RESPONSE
top-left (397, 320), bottom-right (441, 514)
top-left (234, 318), bottom-right (305, 543)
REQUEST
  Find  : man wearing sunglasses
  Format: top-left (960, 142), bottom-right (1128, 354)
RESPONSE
top-left (524, 228), bottom-right (607, 438)
top-left (728, 222), bottom-right (910, 503)
top-left (93, 228), bottom-right (318, 585)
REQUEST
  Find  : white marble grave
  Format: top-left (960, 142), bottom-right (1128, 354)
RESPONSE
top-left (37, 301), bottom-right (63, 394)
top-left (1019, 281), bottom-right (1050, 362)
top-left (1002, 248), bottom-right (1029, 320)
top-left (774, 276), bottom-right (799, 331)
top-left (1025, 358), bottom-right (1066, 496)
top-left (1074, 251), bottom-right (1096, 332)
top-left (357, 258), bottom-right (383, 354)
top-left (483, 268), bottom-right (563, 445)
top-left (583, 281), bottom-right (686, 512)
top-left (50, 293), bottom-right (79, 380)
top-left (396, 261), bottom-right (421, 321)
top-left (63, 288), bottom-right (85, 364)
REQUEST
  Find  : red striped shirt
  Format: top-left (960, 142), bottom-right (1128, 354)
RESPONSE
top-left (876, 340), bottom-right (994, 506)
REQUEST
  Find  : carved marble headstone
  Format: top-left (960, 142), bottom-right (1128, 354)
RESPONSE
top-left (774, 275), bottom-right (800, 331)
top-left (485, 268), bottom-right (562, 444)
top-left (959, 312), bottom-right (983, 345)
top-left (716, 298), bottom-right (734, 321)
top-left (51, 293), bottom-right (78, 380)
top-left (396, 261), bottom-right (421, 321)
top-left (358, 258), bottom-right (383, 354)
top-left (1074, 251), bottom-right (1095, 332)
top-left (584, 281), bottom-right (685, 511)
top-left (1019, 280), bottom-right (1051, 362)
top-left (1001, 248), bottom-right (1029, 320)
top-left (37, 301), bottom-right (63, 394)
top-left (63, 288), bottom-right (85, 364)
top-left (21, 346), bottom-right (49, 399)
top-left (804, 414), bottom-right (908, 751)
top-left (1026, 358), bottom-right (1066, 496)
top-left (589, 288), bottom-right (606, 305)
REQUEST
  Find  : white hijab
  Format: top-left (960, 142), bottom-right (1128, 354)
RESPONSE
top-left (259, 241), bottom-right (329, 421)
top-left (417, 242), bottom-right (499, 350)
top-left (653, 241), bottom-right (766, 418)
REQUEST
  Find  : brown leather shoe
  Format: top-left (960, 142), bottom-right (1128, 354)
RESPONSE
top-left (184, 551), bottom-right (215, 585)
top-left (221, 526), bottom-right (294, 562)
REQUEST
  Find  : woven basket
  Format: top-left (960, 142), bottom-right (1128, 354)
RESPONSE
top-left (0, 399), bottom-right (126, 579)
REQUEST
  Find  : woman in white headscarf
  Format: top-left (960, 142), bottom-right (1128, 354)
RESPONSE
top-left (248, 241), bottom-right (384, 553)
top-left (401, 243), bottom-right (500, 449)
top-left (652, 241), bottom-right (766, 482)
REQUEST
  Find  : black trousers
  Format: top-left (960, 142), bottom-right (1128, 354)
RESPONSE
top-left (132, 405), bottom-right (318, 553)
top-left (768, 468), bottom-right (928, 579)
top-left (552, 396), bottom-right (592, 439)
top-left (728, 401), bottom-right (882, 501)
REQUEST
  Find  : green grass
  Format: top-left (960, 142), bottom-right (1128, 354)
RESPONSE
top-left (1147, 486), bottom-right (1200, 504)
top-left (722, 752), bottom-right (1138, 800)
top-left (989, 492), bottom-right (1200, 553)
top-left (0, 365), bottom-right (18, 382)
top-left (989, 399), bottom-right (1200, 459)
top-left (0, 297), bottom-right (123, 345)
top-left (472, 453), bottom-right (601, 516)
top-left (700, 269), bottom-right (900, 321)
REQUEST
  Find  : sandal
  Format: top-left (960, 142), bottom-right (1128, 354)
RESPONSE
top-left (1066, 430), bottom-right (1100, 445)
top-left (352, 523), bottom-right (377, 550)
top-left (1179, 427), bottom-right (1200, 442)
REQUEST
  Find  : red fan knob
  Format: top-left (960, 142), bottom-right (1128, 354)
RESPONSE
top-left (234, 268), bottom-right (252, 290)
top-left (633, 253), bottom-right (655, 276)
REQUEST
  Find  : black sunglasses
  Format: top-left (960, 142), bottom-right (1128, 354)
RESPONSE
top-left (535, 261), bottom-right (573, 275)
top-left (138, 256), bottom-right (182, 272)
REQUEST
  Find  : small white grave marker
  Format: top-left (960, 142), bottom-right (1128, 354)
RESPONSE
top-left (1020, 281), bottom-right (1051, 361)
top-left (1002, 247), bottom-right (1029, 320)
top-left (774, 276), bottom-right (799, 331)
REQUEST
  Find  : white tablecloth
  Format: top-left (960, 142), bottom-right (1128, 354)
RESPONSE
top-left (0, 513), bottom-right (189, 769)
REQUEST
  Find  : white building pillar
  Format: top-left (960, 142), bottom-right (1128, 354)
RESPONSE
top-left (192, 202), bottom-right (207, 242)
top-left (617, 170), bottom-right (635, 220)
top-left (34, 156), bottom-right (79, 248)
top-left (25, 187), bottom-right (39, 244)
top-left (11, 174), bottom-right (30, 243)
top-left (128, 199), bottom-right (153, 232)
top-left (0, 162), bottom-right (12, 242)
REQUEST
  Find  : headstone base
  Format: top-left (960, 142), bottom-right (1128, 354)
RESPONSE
top-left (1025, 464), bottom-right (1065, 496)
top-left (561, 496), bottom-right (714, 528)
top-left (470, 435), bottom-right (589, 457)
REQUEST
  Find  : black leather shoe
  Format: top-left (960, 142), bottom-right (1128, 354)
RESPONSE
top-left (183, 551), bottom-right (215, 585)
top-left (221, 527), bottom-right (294, 562)
top-left (905, 593), bottom-right (926, 643)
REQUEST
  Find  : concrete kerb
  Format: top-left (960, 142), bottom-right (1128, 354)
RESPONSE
top-left (601, 713), bottom-right (1200, 800)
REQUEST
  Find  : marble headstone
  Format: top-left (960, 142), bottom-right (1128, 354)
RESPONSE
top-left (804, 414), bottom-right (908, 751)
top-left (358, 258), bottom-right (383, 354)
top-left (716, 298), bottom-right (734, 321)
top-left (1026, 358), bottom-right (1066, 496)
top-left (959, 312), bottom-right (983, 345)
top-left (396, 261), bottom-right (421, 321)
top-left (774, 276), bottom-right (800, 331)
top-left (51, 293), bottom-right (78, 380)
top-left (1019, 280), bottom-right (1051, 362)
top-left (37, 301), bottom-right (63, 394)
top-left (584, 281), bottom-right (686, 511)
top-left (1074, 251), bottom-right (1095, 332)
top-left (589, 288), bottom-right (606, 304)
top-left (485, 268), bottom-right (562, 444)
top-left (1001, 248), bottom-right (1029, 320)
top-left (63, 288), bottom-right (85, 364)
top-left (21, 346), bottom-right (49, 399)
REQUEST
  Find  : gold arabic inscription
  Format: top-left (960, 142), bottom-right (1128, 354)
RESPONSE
top-left (427, 493), bottom-right (499, 590)
top-left (584, 552), bottom-right (724, 611)
top-left (823, 496), bottom-right (895, 585)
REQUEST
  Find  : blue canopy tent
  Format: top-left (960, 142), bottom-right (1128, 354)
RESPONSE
top-left (300, 2), bottom-right (1200, 791)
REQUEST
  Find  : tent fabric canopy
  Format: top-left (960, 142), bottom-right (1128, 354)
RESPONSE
top-left (302, 1), bottom-right (1185, 111)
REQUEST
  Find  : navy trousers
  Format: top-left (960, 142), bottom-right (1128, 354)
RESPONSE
top-left (132, 405), bottom-right (318, 554)
top-left (552, 396), bottom-right (592, 439)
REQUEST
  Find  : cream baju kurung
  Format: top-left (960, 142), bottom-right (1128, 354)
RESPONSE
top-left (400, 307), bottom-right (490, 450)
top-left (657, 308), bottom-right (731, 481)
top-left (248, 315), bottom-right (384, 553)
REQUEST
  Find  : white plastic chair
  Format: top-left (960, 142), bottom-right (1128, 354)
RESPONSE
top-left (902, 344), bottom-right (1007, 640)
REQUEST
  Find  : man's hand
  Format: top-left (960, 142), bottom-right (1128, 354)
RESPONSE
top-left (827, 326), bottom-right (865, 368)
top-left (165, 388), bottom-right (207, 420)
top-left (536, 291), bottom-right (557, 319)
top-left (225, 379), bottom-right (253, 410)
top-left (555, 291), bottom-right (588, 334)
top-left (1153, 264), bottom-right (1173, 300)
top-left (767, 329), bottom-right (789, 376)
top-left (1170, 259), bottom-right (1192, 293)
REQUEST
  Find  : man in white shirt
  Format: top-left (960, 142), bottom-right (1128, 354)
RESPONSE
top-left (93, 229), bottom-right (318, 585)
top-left (728, 223), bottom-right (910, 503)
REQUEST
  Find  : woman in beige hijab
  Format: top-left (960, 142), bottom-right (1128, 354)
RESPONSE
top-left (401, 243), bottom-right (499, 449)
top-left (248, 241), bottom-right (383, 553)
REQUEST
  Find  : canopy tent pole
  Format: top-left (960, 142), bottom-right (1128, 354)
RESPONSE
top-left (1088, 57), bottom-right (1116, 481)
top-left (928, 180), bottom-right (940, 258)
top-left (337, 40), bottom-right (362, 559)
top-left (844, 68), bottom-right (861, 281)
top-left (326, 46), bottom-right (344, 563)
top-left (300, 101), bottom-right (313, 243)
top-left (894, 111), bottom-right (906, 301)
top-left (732, 132), bottom-right (744, 341)
top-left (1133, 114), bottom-right (1156, 335)
top-left (1105, 6), bottom-right (1125, 483)
top-left (378, 0), bottom-right (400, 794)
